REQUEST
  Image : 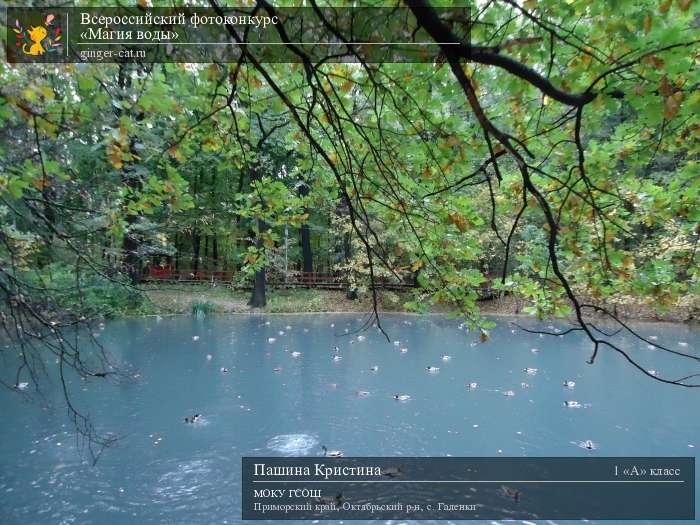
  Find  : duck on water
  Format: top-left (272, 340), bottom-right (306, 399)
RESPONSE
top-left (321, 445), bottom-right (343, 458)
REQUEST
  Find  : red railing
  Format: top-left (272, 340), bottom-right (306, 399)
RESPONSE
top-left (141, 267), bottom-right (414, 290)
top-left (284, 272), bottom-right (341, 286)
top-left (147, 266), bottom-right (174, 279)
top-left (144, 267), bottom-right (234, 282)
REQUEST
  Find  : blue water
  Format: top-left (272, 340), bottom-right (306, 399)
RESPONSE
top-left (0, 314), bottom-right (698, 524)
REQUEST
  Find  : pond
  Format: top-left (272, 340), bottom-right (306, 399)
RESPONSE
top-left (1, 314), bottom-right (698, 524)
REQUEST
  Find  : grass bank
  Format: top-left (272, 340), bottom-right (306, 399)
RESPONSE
top-left (142, 284), bottom-right (408, 315)
top-left (139, 283), bottom-right (698, 323)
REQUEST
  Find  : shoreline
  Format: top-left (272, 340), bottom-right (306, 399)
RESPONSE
top-left (136, 286), bottom-right (699, 327)
top-left (135, 311), bottom-right (699, 329)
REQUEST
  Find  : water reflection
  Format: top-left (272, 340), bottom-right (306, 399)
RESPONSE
top-left (0, 313), bottom-right (697, 525)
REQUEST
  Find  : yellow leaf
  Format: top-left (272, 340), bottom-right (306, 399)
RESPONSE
top-left (168, 146), bottom-right (184, 161)
top-left (471, 78), bottom-right (480, 94)
top-left (411, 259), bottom-right (423, 272)
top-left (106, 142), bottom-right (123, 169)
top-left (659, 0), bottom-right (672, 13)
top-left (643, 14), bottom-right (652, 33)
top-left (447, 211), bottom-right (468, 232)
top-left (207, 64), bottom-right (220, 81)
top-left (678, 0), bottom-right (692, 11)
top-left (22, 87), bottom-right (37, 102)
top-left (664, 93), bottom-right (683, 119)
top-left (659, 76), bottom-right (674, 97)
top-left (31, 177), bottom-right (46, 190)
top-left (40, 85), bottom-right (54, 100)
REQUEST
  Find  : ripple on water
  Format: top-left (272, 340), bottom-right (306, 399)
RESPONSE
top-left (266, 433), bottom-right (318, 456)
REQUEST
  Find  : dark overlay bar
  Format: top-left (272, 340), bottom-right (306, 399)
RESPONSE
top-left (6, 7), bottom-right (470, 64)
top-left (242, 457), bottom-right (695, 520)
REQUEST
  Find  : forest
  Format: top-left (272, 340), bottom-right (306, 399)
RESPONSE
top-left (1, 0), bottom-right (699, 402)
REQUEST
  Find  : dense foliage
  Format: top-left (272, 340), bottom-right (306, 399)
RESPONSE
top-left (1, 0), bottom-right (699, 447)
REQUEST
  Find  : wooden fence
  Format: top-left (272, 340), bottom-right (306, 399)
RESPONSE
top-left (141, 266), bottom-right (498, 297)
top-left (141, 267), bottom-right (414, 290)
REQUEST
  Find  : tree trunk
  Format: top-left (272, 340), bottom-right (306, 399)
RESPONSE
top-left (123, 232), bottom-right (141, 285)
top-left (192, 233), bottom-right (201, 275)
top-left (233, 169), bottom-right (247, 275)
top-left (203, 236), bottom-right (209, 270)
top-left (116, 63), bottom-right (143, 285)
top-left (174, 233), bottom-right (180, 272)
top-left (343, 231), bottom-right (357, 300)
top-left (298, 182), bottom-right (313, 275)
top-left (212, 236), bottom-right (219, 270)
top-left (190, 171), bottom-right (201, 276)
top-left (300, 224), bottom-right (313, 274)
top-left (248, 218), bottom-right (267, 307)
top-left (339, 195), bottom-right (357, 300)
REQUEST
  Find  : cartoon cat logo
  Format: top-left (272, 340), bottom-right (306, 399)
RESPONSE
top-left (24, 25), bottom-right (48, 55)
top-left (13, 14), bottom-right (62, 58)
